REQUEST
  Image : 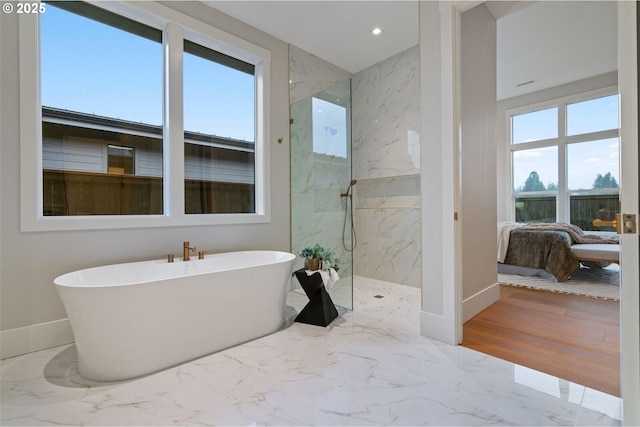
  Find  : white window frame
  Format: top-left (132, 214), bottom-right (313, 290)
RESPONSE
top-left (19, 0), bottom-right (271, 231)
top-left (507, 86), bottom-right (620, 225)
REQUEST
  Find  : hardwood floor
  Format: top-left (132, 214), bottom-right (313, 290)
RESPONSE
top-left (462, 285), bottom-right (620, 397)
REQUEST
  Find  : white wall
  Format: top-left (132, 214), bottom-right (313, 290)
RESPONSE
top-left (0, 2), bottom-right (291, 358)
top-left (419, 0), bottom-right (459, 345)
top-left (460, 4), bottom-right (499, 321)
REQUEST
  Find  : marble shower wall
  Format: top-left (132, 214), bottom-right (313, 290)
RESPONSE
top-left (352, 46), bottom-right (422, 288)
top-left (290, 46), bottom-right (351, 104)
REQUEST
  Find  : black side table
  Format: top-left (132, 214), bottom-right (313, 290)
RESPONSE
top-left (293, 269), bottom-right (339, 327)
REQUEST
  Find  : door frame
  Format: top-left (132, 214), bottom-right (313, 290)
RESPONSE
top-left (618, 1), bottom-right (639, 422)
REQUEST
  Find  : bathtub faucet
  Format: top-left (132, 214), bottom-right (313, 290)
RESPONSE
top-left (183, 241), bottom-right (196, 261)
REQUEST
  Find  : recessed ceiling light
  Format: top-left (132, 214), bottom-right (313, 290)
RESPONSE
top-left (371, 27), bottom-right (382, 36)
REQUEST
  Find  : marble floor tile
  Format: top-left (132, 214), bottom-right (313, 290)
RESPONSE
top-left (1, 276), bottom-right (621, 426)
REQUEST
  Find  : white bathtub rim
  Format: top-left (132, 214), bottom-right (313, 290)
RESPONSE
top-left (54, 250), bottom-right (296, 288)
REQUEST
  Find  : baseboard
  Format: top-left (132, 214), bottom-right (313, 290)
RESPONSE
top-left (1, 319), bottom-right (74, 359)
top-left (420, 311), bottom-right (458, 345)
top-left (462, 283), bottom-right (500, 323)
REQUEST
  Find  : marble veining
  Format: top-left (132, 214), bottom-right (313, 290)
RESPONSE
top-left (352, 46), bottom-right (420, 181)
top-left (1, 277), bottom-right (621, 426)
top-left (355, 206), bottom-right (421, 288)
top-left (351, 46), bottom-right (422, 288)
top-left (289, 46), bottom-right (351, 105)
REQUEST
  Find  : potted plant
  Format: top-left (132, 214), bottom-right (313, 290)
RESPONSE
top-left (300, 244), bottom-right (339, 271)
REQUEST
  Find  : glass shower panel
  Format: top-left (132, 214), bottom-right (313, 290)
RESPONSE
top-left (291, 78), bottom-right (353, 310)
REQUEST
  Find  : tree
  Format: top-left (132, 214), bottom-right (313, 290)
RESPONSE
top-left (592, 172), bottom-right (619, 189)
top-left (521, 171), bottom-right (546, 191)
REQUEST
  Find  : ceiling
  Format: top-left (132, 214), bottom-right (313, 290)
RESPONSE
top-left (206, 1), bottom-right (618, 100)
top-left (207, 0), bottom-right (419, 74)
top-left (495, 1), bottom-right (617, 99)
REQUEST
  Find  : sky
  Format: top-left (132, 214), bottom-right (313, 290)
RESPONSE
top-left (41, 4), bottom-right (255, 142)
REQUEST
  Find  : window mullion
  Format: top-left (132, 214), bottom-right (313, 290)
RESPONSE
top-left (164, 22), bottom-right (185, 218)
top-left (565, 129), bottom-right (619, 144)
top-left (557, 104), bottom-right (568, 223)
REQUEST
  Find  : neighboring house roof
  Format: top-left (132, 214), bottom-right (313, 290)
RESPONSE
top-left (42, 106), bottom-right (255, 152)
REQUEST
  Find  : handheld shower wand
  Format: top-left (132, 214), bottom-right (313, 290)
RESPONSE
top-left (341, 179), bottom-right (357, 251)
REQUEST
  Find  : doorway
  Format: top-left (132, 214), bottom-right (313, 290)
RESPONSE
top-left (451, 0), bottom-right (639, 423)
top-left (458, 0), bottom-right (622, 395)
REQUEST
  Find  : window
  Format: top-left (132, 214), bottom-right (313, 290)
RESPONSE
top-left (108, 146), bottom-right (135, 175)
top-left (20, 1), bottom-right (271, 230)
top-left (312, 97), bottom-right (348, 158)
top-left (512, 147), bottom-right (558, 223)
top-left (511, 107), bottom-right (558, 144)
top-left (183, 40), bottom-right (256, 214)
top-left (567, 95), bottom-right (619, 136)
top-left (41, 2), bottom-right (162, 216)
top-left (509, 90), bottom-right (620, 231)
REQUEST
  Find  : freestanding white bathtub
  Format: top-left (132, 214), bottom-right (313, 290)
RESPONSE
top-left (54, 250), bottom-right (295, 381)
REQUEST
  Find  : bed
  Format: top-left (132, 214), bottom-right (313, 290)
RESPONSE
top-left (497, 222), bottom-right (619, 282)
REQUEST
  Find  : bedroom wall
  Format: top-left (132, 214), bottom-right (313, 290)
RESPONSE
top-left (351, 46), bottom-right (421, 288)
top-left (460, 4), bottom-right (498, 320)
top-left (0, 2), bottom-right (291, 358)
